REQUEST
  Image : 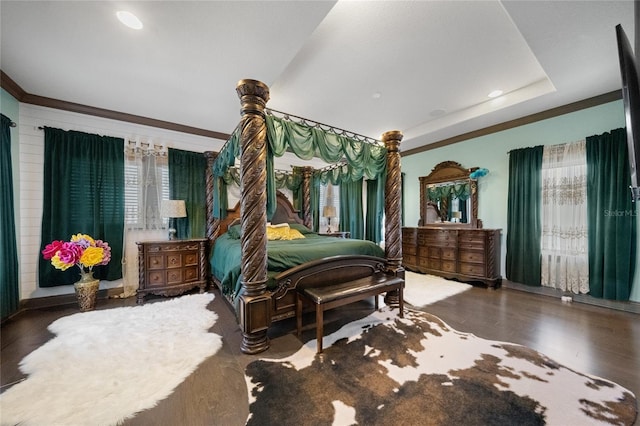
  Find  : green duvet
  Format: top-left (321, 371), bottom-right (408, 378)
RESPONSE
top-left (210, 231), bottom-right (384, 300)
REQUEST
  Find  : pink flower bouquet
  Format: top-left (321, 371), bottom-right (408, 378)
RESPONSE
top-left (42, 233), bottom-right (111, 273)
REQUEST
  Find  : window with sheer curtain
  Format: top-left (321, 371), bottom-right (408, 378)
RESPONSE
top-left (122, 141), bottom-right (169, 297)
top-left (540, 140), bottom-right (589, 294)
top-left (124, 141), bottom-right (169, 230)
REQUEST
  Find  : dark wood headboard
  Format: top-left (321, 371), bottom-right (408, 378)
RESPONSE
top-left (218, 191), bottom-right (304, 236)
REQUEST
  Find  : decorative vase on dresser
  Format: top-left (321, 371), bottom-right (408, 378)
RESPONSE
top-left (136, 238), bottom-right (208, 305)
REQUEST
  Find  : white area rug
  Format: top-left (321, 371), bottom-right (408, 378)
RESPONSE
top-left (0, 293), bottom-right (221, 426)
top-left (402, 271), bottom-right (472, 307)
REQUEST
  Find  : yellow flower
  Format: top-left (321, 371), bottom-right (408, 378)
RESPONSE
top-left (80, 246), bottom-right (104, 267)
top-left (51, 253), bottom-right (74, 271)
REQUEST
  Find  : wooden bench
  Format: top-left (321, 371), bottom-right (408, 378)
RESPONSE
top-left (271, 255), bottom-right (404, 354)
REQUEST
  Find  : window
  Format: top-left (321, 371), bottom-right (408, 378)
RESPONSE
top-left (124, 141), bottom-right (169, 230)
top-left (318, 183), bottom-right (340, 232)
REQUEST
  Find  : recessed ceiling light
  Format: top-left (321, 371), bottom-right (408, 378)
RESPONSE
top-left (116, 11), bottom-right (143, 30)
top-left (488, 90), bottom-right (503, 98)
top-left (372, 92), bottom-right (382, 100)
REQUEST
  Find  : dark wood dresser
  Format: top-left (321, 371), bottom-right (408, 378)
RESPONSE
top-left (136, 238), bottom-right (208, 304)
top-left (402, 227), bottom-right (502, 287)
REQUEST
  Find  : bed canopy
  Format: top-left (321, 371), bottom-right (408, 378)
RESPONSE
top-left (204, 79), bottom-right (403, 354)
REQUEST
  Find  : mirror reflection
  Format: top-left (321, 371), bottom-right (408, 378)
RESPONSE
top-left (426, 179), bottom-right (471, 223)
top-left (419, 161), bottom-right (479, 228)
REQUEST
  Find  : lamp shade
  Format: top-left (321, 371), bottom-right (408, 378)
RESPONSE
top-left (323, 205), bottom-right (336, 218)
top-left (161, 200), bottom-right (187, 218)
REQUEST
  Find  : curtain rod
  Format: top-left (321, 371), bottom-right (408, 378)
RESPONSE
top-left (266, 108), bottom-right (382, 145)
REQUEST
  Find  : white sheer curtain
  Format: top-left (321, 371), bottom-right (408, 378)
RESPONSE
top-left (121, 141), bottom-right (168, 297)
top-left (540, 141), bottom-right (589, 294)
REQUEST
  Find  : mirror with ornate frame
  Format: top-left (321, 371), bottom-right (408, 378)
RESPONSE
top-left (418, 161), bottom-right (480, 228)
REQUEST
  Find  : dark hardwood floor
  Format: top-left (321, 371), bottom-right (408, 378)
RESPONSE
top-left (1, 285), bottom-right (638, 425)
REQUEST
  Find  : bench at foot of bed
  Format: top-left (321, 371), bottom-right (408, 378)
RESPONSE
top-left (296, 272), bottom-right (404, 353)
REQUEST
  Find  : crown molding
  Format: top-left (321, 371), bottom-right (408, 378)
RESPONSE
top-left (401, 90), bottom-right (622, 157)
top-left (0, 69), bottom-right (231, 141)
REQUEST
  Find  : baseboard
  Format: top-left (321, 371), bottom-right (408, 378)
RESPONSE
top-left (9, 288), bottom-right (125, 317)
top-left (502, 280), bottom-right (640, 314)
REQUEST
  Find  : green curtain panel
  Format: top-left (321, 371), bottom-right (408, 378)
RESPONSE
top-left (1, 114), bottom-right (19, 318)
top-left (169, 148), bottom-right (206, 239)
top-left (39, 127), bottom-right (124, 287)
top-left (339, 180), bottom-right (364, 239)
top-left (586, 128), bottom-right (637, 301)
top-left (506, 146), bottom-right (543, 286)
top-left (364, 178), bottom-right (384, 243)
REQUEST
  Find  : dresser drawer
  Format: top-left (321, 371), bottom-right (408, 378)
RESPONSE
top-left (184, 252), bottom-right (199, 266)
top-left (459, 250), bottom-right (485, 264)
top-left (166, 254), bottom-right (184, 269)
top-left (183, 266), bottom-right (199, 282)
top-left (403, 244), bottom-right (417, 255)
top-left (427, 259), bottom-right (441, 270)
top-left (427, 233), bottom-right (457, 248)
top-left (147, 254), bottom-right (166, 270)
top-left (403, 254), bottom-right (416, 266)
top-left (441, 260), bottom-right (456, 273)
top-left (459, 262), bottom-right (486, 277)
top-left (441, 247), bottom-right (457, 260)
top-left (427, 247), bottom-right (441, 259)
top-left (458, 231), bottom-right (486, 250)
top-left (418, 246), bottom-right (429, 258)
top-left (147, 271), bottom-right (166, 287)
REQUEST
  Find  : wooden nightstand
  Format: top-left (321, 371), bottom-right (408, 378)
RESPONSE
top-left (136, 238), bottom-right (208, 305)
top-left (319, 231), bottom-right (350, 239)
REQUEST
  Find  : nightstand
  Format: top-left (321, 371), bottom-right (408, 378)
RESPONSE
top-left (319, 231), bottom-right (350, 239)
top-left (136, 238), bottom-right (207, 304)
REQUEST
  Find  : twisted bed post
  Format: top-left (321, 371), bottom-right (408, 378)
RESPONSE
top-left (382, 130), bottom-right (404, 307)
top-left (204, 151), bottom-right (219, 288)
top-left (302, 166), bottom-right (313, 228)
top-left (236, 79), bottom-right (271, 354)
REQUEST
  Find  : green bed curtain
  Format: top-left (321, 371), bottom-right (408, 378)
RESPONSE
top-left (586, 128), bottom-right (636, 300)
top-left (340, 180), bottom-right (364, 239)
top-left (1, 114), bottom-right (19, 318)
top-left (39, 127), bottom-right (124, 287)
top-left (169, 148), bottom-right (206, 239)
top-left (365, 178), bottom-right (384, 243)
top-left (506, 146), bottom-right (543, 286)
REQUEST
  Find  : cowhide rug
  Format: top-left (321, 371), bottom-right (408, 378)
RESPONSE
top-left (0, 293), bottom-right (222, 426)
top-left (245, 307), bottom-right (637, 425)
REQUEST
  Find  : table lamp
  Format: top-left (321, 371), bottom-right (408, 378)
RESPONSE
top-left (161, 200), bottom-right (187, 240)
top-left (451, 211), bottom-right (462, 223)
top-left (323, 205), bottom-right (336, 233)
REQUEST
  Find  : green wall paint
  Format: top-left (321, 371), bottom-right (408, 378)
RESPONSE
top-left (401, 100), bottom-right (640, 302)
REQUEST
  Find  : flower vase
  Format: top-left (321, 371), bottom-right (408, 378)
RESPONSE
top-left (74, 271), bottom-right (99, 312)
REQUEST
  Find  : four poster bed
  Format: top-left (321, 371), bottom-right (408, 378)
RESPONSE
top-left (204, 79), bottom-right (404, 354)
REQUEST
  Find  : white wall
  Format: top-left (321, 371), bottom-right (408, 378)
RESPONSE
top-left (402, 100), bottom-right (640, 302)
top-left (17, 103), bottom-right (226, 300)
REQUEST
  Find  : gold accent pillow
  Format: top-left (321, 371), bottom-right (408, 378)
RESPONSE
top-left (266, 224), bottom-right (306, 240)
